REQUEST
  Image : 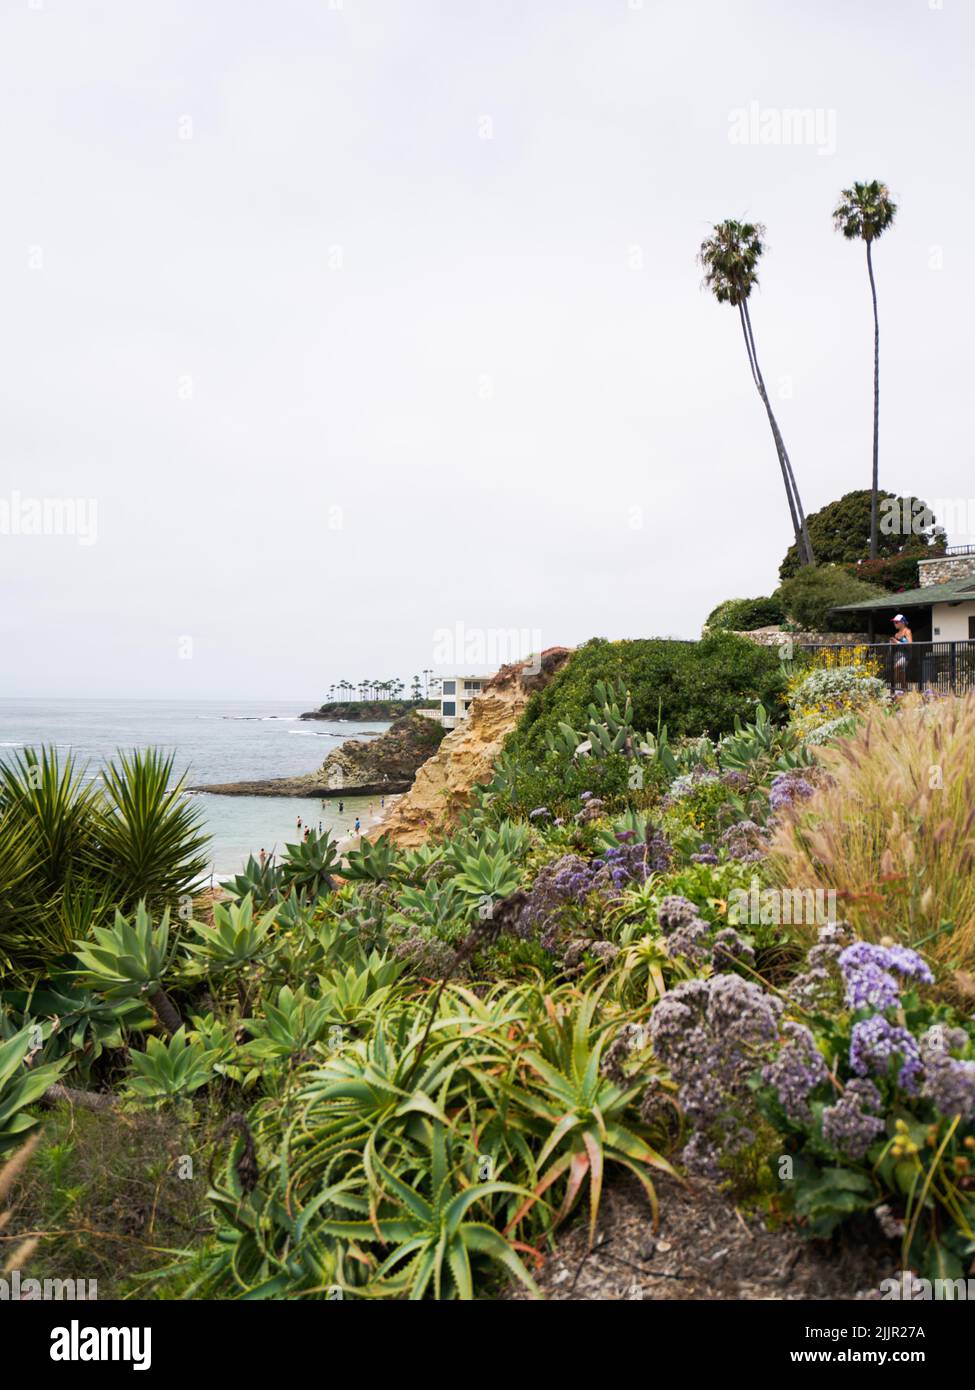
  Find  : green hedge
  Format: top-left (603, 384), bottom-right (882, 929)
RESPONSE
top-left (506, 634), bottom-right (787, 760)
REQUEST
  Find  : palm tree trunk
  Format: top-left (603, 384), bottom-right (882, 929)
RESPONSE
top-left (147, 985), bottom-right (183, 1035)
top-left (866, 240), bottom-right (880, 560)
top-left (739, 304), bottom-right (815, 566)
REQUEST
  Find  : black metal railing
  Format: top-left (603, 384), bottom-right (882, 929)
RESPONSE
top-left (793, 640), bottom-right (975, 693)
top-left (945, 544), bottom-right (975, 557)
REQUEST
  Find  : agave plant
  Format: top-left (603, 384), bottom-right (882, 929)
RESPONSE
top-left (0, 1025), bottom-right (68, 1155)
top-left (388, 881), bottom-right (470, 944)
top-left (124, 1027), bottom-right (218, 1104)
top-left (0, 975), bottom-right (146, 1079)
top-left (342, 833), bottom-right (401, 884)
top-left (241, 985), bottom-right (337, 1065)
top-left (278, 831), bottom-right (340, 901)
top-left (73, 902), bottom-right (183, 1034)
top-left (185, 895), bottom-right (279, 977)
top-left (317, 1124), bottom-right (540, 1299)
top-left (394, 842), bottom-right (445, 885)
top-left (452, 848), bottom-right (520, 901)
top-left (220, 853), bottom-right (284, 909)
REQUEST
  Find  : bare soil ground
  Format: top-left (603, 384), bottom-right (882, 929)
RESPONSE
top-left (508, 1173), bottom-right (898, 1301)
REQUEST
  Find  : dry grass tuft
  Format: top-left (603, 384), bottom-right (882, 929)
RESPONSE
top-left (767, 694), bottom-right (975, 969)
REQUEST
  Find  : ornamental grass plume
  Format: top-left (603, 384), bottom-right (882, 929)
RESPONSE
top-left (766, 694), bottom-right (975, 969)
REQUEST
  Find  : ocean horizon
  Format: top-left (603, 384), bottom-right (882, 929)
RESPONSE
top-left (0, 697), bottom-right (391, 879)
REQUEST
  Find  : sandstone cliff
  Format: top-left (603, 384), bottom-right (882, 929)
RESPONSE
top-left (373, 648), bottom-right (572, 847)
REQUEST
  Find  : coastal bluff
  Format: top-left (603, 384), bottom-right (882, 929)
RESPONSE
top-left (373, 648), bottom-right (572, 847)
top-left (189, 712), bottom-right (444, 798)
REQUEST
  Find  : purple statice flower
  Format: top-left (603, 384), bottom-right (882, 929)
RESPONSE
top-left (711, 926), bottom-right (755, 967)
top-left (579, 790), bottom-right (594, 801)
top-left (691, 843), bottom-right (719, 865)
top-left (787, 922), bottom-right (854, 1009)
top-left (762, 1021), bottom-right (828, 1123)
top-left (528, 806), bottom-right (550, 820)
top-left (768, 770), bottom-right (816, 814)
top-left (719, 819), bottom-right (769, 863)
top-left (838, 942), bottom-right (934, 1012)
top-left (649, 974), bottom-right (783, 1175)
top-left (615, 829), bottom-right (636, 843)
top-left (721, 769), bottom-right (750, 793)
top-left (919, 1024), bottom-right (975, 1122)
top-left (822, 1079), bottom-right (885, 1159)
top-left (850, 1015), bottom-right (922, 1093)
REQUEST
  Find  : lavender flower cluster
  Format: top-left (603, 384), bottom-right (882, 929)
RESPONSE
top-left (761, 1021), bottom-right (828, 1123)
top-left (838, 941), bottom-right (934, 1012)
top-left (919, 1024), bottom-right (975, 1122)
top-left (718, 819), bottom-right (769, 863)
top-left (849, 1015), bottom-right (923, 1093)
top-left (657, 894), bottom-right (754, 967)
top-left (517, 832), bottom-right (671, 951)
top-left (821, 1079), bottom-right (886, 1159)
top-left (649, 973), bottom-right (783, 1176)
top-left (768, 770), bottom-right (817, 814)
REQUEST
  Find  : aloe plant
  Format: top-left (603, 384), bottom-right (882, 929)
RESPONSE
top-left (318, 1124), bottom-right (540, 1299)
top-left (507, 990), bottom-right (675, 1244)
top-left (73, 902), bottom-right (183, 1034)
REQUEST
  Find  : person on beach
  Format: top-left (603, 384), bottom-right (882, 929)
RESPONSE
top-left (354, 816), bottom-right (361, 835)
top-left (297, 817), bottom-right (302, 832)
top-left (338, 800), bottom-right (344, 814)
top-left (259, 848), bottom-right (267, 867)
top-left (381, 795), bottom-right (385, 809)
top-left (891, 613), bottom-right (912, 690)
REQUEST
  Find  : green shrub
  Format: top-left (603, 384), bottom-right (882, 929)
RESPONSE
top-left (705, 595), bottom-right (785, 632)
top-left (507, 636), bottom-right (787, 762)
top-left (779, 489), bottom-right (945, 580)
top-left (775, 565), bottom-right (885, 633)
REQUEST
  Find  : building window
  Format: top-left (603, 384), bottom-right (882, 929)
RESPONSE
top-left (442, 680), bottom-right (456, 695)
top-left (442, 701), bottom-right (456, 717)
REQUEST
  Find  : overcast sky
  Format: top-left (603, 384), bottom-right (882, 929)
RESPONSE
top-left (1, 0), bottom-right (972, 700)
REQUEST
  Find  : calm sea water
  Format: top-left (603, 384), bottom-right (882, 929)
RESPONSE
top-left (0, 699), bottom-right (391, 879)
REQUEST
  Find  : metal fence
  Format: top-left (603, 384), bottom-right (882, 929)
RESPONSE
top-left (794, 640), bottom-right (975, 693)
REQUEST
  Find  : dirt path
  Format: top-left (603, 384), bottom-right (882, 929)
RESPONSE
top-left (507, 1173), bottom-right (897, 1301)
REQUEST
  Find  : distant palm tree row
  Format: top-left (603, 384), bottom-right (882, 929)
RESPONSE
top-left (699, 180), bottom-right (897, 567)
top-left (324, 674), bottom-right (442, 703)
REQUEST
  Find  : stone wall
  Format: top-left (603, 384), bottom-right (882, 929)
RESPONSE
top-left (732, 626), bottom-right (868, 649)
top-left (918, 555), bottom-right (975, 587)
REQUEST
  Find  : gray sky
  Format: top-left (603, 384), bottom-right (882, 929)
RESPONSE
top-left (2, 0), bottom-right (972, 699)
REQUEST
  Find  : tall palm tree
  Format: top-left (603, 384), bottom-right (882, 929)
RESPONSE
top-left (699, 220), bottom-right (814, 567)
top-left (832, 181), bottom-right (898, 560)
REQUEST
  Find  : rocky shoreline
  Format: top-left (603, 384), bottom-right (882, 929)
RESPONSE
top-left (189, 712), bottom-right (446, 798)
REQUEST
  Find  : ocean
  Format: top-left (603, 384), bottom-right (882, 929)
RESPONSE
top-left (0, 698), bottom-right (391, 881)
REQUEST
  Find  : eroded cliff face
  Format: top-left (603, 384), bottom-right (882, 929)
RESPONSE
top-left (374, 648), bottom-right (571, 847)
top-left (190, 713), bottom-right (444, 797)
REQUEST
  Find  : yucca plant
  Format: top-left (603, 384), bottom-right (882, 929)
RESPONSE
top-left (388, 880), bottom-right (470, 943)
top-left (91, 749), bottom-right (210, 907)
top-left (0, 1026), bottom-right (68, 1155)
top-left (74, 902), bottom-right (183, 1034)
top-left (241, 985), bottom-right (337, 1066)
top-left (124, 1027), bottom-right (217, 1104)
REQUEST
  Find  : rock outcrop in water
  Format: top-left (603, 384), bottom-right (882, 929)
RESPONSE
top-left (190, 713), bottom-right (445, 798)
top-left (374, 648), bottom-right (572, 847)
